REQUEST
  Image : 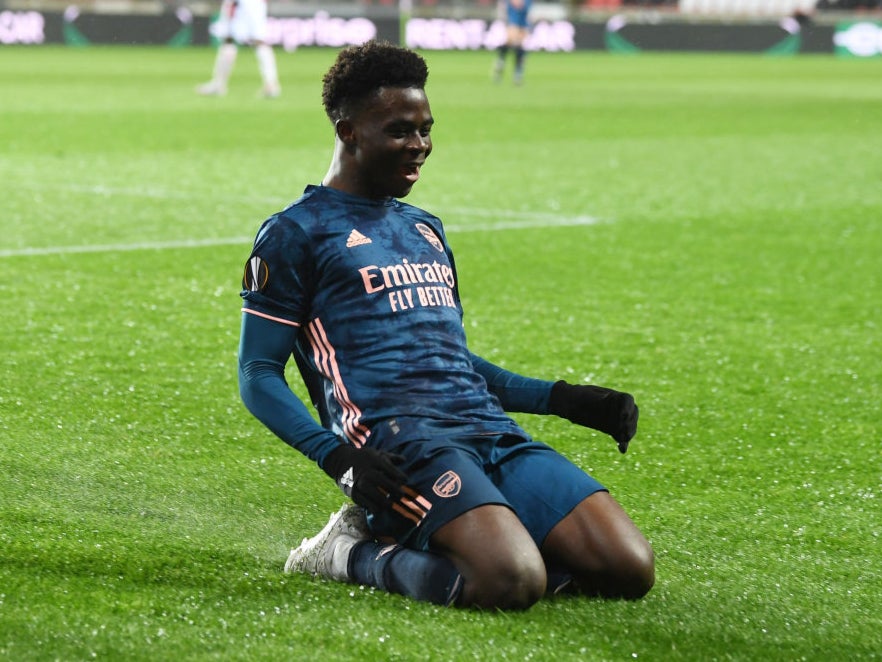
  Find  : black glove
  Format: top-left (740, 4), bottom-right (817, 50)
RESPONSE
top-left (548, 381), bottom-right (639, 454)
top-left (322, 444), bottom-right (409, 515)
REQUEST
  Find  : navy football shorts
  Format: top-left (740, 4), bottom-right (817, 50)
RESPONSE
top-left (367, 428), bottom-right (606, 551)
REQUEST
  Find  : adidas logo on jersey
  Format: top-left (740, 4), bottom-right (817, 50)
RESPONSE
top-left (346, 229), bottom-right (372, 248)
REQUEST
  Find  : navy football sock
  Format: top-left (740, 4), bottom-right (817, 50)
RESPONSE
top-left (349, 541), bottom-right (463, 606)
top-left (514, 47), bottom-right (526, 75)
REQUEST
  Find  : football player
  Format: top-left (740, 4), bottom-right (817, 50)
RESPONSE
top-left (493, 0), bottom-right (533, 85)
top-left (196, 0), bottom-right (281, 98)
top-left (238, 41), bottom-right (653, 609)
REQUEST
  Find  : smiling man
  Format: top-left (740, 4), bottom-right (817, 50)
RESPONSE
top-left (237, 41), bottom-right (654, 609)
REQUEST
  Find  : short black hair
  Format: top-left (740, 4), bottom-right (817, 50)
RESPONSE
top-left (322, 41), bottom-right (429, 122)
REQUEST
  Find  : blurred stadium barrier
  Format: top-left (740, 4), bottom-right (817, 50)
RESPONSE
top-left (678, 0), bottom-right (818, 15)
top-left (0, 0), bottom-right (879, 55)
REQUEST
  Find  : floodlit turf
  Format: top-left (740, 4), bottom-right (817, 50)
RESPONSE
top-left (1, 45), bottom-right (881, 659)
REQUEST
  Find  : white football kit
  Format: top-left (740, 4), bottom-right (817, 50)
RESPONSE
top-left (197, 0), bottom-right (280, 97)
top-left (213, 0), bottom-right (268, 44)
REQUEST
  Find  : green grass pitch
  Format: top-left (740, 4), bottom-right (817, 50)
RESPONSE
top-left (1, 45), bottom-right (880, 660)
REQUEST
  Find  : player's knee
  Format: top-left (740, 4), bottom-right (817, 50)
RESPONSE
top-left (578, 536), bottom-right (655, 600)
top-left (615, 539), bottom-right (655, 600)
top-left (465, 552), bottom-right (546, 610)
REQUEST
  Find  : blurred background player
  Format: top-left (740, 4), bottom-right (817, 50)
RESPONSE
top-left (493, 0), bottom-right (532, 85)
top-left (197, 0), bottom-right (281, 98)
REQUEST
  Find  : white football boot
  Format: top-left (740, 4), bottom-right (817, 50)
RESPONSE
top-left (284, 504), bottom-right (371, 582)
top-left (195, 81), bottom-right (227, 96)
top-left (261, 83), bottom-right (282, 99)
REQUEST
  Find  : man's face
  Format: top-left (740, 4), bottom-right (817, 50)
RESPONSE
top-left (347, 86), bottom-right (434, 200)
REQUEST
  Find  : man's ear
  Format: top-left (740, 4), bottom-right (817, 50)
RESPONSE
top-left (335, 119), bottom-right (356, 146)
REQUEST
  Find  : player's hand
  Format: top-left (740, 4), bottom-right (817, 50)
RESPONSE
top-left (548, 381), bottom-right (638, 453)
top-left (322, 445), bottom-right (409, 515)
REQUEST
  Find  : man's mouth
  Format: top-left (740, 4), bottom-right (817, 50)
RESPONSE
top-left (402, 163), bottom-right (422, 183)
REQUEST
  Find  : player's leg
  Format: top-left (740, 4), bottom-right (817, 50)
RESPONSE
top-left (254, 41), bottom-right (281, 98)
top-left (378, 440), bottom-right (548, 609)
top-left (493, 44), bottom-right (509, 82)
top-left (513, 45), bottom-right (526, 85)
top-left (241, 0), bottom-right (281, 97)
top-left (286, 507), bottom-right (544, 609)
top-left (428, 503), bottom-right (546, 609)
top-left (542, 491), bottom-right (655, 599)
top-left (491, 438), bottom-right (654, 599)
top-left (350, 501), bottom-right (546, 609)
top-left (286, 504), bottom-right (465, 606)
top-left (348, 539), bottom-right (464, 606)
top-left (512, 26), bottom-right (528, 85)
top-left (197, 0), bottom-right (238, 95)
top-left (365, 438), bottom-right (548, 609)
top-left (197, 39), bottom-right (237, 95)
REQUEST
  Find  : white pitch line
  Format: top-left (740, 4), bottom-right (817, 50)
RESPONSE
top-left (0, 211), bottom-right (603, 259)
top-left (446, 215), bottom-right (601, 233)
top-left (0, 236), bottom-right (254, 258)
top-left (12, 181), bottom-right (284, 206)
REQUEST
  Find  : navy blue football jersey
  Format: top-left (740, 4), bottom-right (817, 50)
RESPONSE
top-left (241, 185), bottom-right (526, 448)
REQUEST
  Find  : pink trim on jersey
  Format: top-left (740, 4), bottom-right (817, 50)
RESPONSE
top-left (241, 307), bottom-right (301, 327)
top-left (305, 318), bottom-right (371, 447)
